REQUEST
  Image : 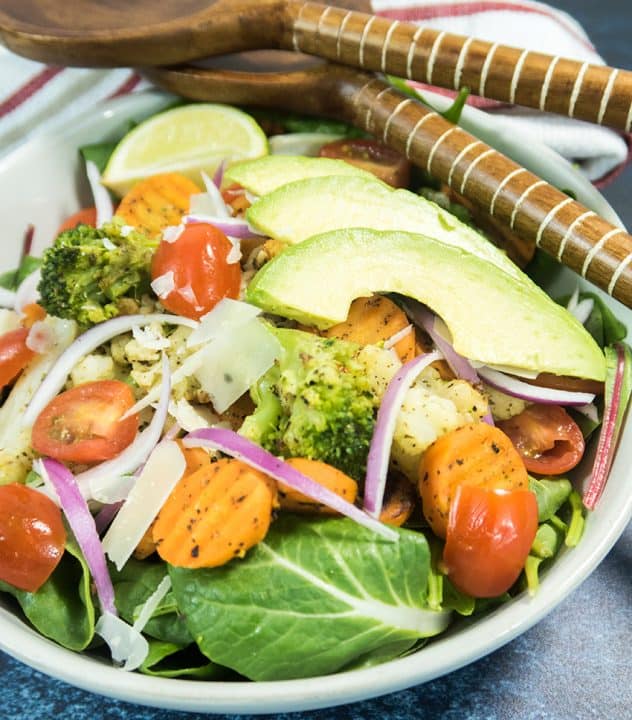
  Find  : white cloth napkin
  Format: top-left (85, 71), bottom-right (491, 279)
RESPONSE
top-left (0, 0), bottom-right (628, 183)
top-left (372, 0), bottom-right (630, 183)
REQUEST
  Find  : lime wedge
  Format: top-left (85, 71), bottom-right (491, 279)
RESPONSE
top-left (102, 104), bottom-right (268, 196)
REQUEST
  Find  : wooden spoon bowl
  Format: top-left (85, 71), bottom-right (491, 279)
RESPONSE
top-left (2, 0), bottom-right (632, 131)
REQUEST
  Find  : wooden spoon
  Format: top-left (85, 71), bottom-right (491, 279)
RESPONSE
top-left (2, 0), bottom-right (632, 132)
top-left (144, 55), bottom-right (632, 309)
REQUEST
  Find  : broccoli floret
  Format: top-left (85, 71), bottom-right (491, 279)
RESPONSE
top-left (240, 327), bottom-right (376, 481)
top-left (38, 220), bottom-right (158, 327)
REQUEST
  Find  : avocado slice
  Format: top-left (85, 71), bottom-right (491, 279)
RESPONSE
top-left (246, 174), bottom-right (524, 281)
top-left (222, 155), bottom-right (374, 197)
top-left (246, 228), bottom-right (606, 381)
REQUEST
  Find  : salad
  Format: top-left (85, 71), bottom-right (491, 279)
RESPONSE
top-left (0, 100), bottom-right (630, 683)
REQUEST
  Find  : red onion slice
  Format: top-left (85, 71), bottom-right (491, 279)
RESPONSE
top-left (183, 214), bottom-right (263, 240)
top-left (477, 366), bottom-right (595, 406)
top-left (402, 299), bottom-right (494, 424)
top-left (211, 161), bottom-right (226, 190)
top-left (583, 344), bottom-right (627, 510)
top-left (95, 612), bottom-right (148, 671)
top-left (363, 351), bottom-right (441, 519)
top-left (183, 428), bottom-right (398, 541)
top-left (38, 458), bottom-right (117, 616)
top-left (23, 313), bottom-right (196, 427)
top-left (76, 354), bottom-right (171, 499)
top-left (198, 171), bottom-right (230, 218)
top-left (85, 160), bottom-right (114, 228)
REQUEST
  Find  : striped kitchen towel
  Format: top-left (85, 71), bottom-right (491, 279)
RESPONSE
top-left (0, 0), bottom-right (628, 183)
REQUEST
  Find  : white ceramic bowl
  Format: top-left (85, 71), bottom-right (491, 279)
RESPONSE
top-left (1, 91), bottom-right (631, 714)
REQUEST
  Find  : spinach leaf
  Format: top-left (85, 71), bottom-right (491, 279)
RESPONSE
top-left (0, 255), bottom-right (41, 292)
top-left (0, 536), bottom-right (94, 650)
top-left (111, 558), bottom-right (193, 646)
top-left (80, 141), bottom-right (120, 174)
top-left (529, 476), bottom-right (572, 522)
top-left (555, 291), bottom-right (627, 348)
top-left (169, 515), bottom-right (449, 680)
top-left (140, 640), bottom-right (225, 679)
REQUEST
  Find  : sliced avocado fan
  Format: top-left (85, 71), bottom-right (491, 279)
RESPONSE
top-left (222, 155), bottom-right (374, 197)
top-left (246, 228), bottom-right (606, 381)
top-left (246, 174), bottom-right (525, 281)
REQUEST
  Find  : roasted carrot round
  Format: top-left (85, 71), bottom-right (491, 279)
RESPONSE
top-left (278, 458), bottom-right (358, 515)
top-left (116, 172), bottom-right (201, 238)
top-left (322, 295), bottom-right (415, 362)
top-left (152, 458), bottom-right (278, 569)
top-left (418, 422), bottom-right (528, 538)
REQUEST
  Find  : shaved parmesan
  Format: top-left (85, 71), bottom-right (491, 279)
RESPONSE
top-left (187, 297), bottom-right (261, 348)
top-left (168, 397), bottom-right (219, 433)
top-left (162, 224), bottom-right (184, 243)
top-left (226, 237), bottom-right (242, 264)
top-left (151, 271), bottom-right (175, 299)
top-left (101, 440), bottom-right (186, 570)
top-left (132, 324), bottom-right (171, 351)
top-left (95, 612), bottom-right (149, 671)
top-left (194, 318), bottom-right (281, 413)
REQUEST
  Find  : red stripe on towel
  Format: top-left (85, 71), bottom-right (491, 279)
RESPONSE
top-left (0, 66), bottom-right (64, 119)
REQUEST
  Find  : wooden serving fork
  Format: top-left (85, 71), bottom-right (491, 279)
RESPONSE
top-left (1, 0), bottom-right (632, 132)
top-left (145, 56), bottom-right (632, 309)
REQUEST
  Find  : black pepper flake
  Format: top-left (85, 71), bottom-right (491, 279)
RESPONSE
top-left (491, 442), bottom-right (500, 454)
top-left (190, 545), bottom-right (200, 558)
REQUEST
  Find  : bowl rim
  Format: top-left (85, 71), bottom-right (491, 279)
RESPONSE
top-left (1, 90), bottom-right (631, 715)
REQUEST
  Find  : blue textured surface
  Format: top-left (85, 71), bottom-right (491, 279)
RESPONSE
top-left (1, 1), bottom-right (632, 718)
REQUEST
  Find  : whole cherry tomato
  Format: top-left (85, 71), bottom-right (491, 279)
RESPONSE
top-left (151, 222), bottom-right (241, 320)
top-left (0, 483), bottom-right (66, 593)
top-left (442, 485), bottom-right (539, 598)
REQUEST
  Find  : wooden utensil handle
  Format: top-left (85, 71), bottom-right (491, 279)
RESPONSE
top-left (340, 76), bottom-right (632, 307)
top-left (284, 1), bottom-right (632, 133)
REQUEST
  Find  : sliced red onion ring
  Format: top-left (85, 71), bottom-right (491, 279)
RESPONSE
top-left (211, 161), bottom-right (226, 189)
top-left (583, 344), bottom-right (627, 510)
top-left (14, 269), bottom-right (41, 313)
top-left (94, 502), bottom-right (123, 535)
top-left (199, 171), bottom-right (230, 218)
top-left (383, 324), bottom-right (413, 350)
top-left (23, 313), bottom-right (196, 427)
top-left (183, 428), bottom-right (398, 541)
top-left (183, 214), bottom-right (263, 240)
top-left (76, 354), bottom-right (171, 499)
top-left (85, 160), bottom-right (114, 228)
top-left (38, 458), bottom-right (117, 616)
top-left (364, 351), bottom-right (441, 519)
top-left (0, 287), bottom-right (17, 309)
top-left (402, 299), bottom-right (493, 424)
top-left (477, 366), bottom-right (595, 406)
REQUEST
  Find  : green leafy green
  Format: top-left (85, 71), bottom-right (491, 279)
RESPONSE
top-left (169, 515), bottom-right (449, 680)
top-left (529, 477), bottom-right (573, 522)
top-left (139, 640), bottom-right (225, 679)
top-left (531, 522), bottom-right (563, 559)
top-left (0, 536), bottom-right (94, 650)
top-left (80, 141), bottom-right (120, 174)
top-left (111, 558), bottom-right (193, 646)
top-left (245, 108), bottom-right (365, 138)
top-left (386, 76), bottom-right (470, 124)
top-left (0, 256), bottom-right (42, 292)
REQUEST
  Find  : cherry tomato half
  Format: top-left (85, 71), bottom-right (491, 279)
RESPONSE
top-left (497, 404), bottom-right (585, 475)
top-left (151, 223), bottom-right (241, 320)
top-left (32, 380), bottom-right (139, 464)
top-left (318, 139), bottom-right (411, 188)
top-left (0, 327), bottom-right (35, 390)
top-left (443, 485), bottom-right (539, 598)
top-left (0, 483), bottom-right (66, 593)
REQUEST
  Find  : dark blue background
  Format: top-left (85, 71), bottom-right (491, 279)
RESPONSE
top-left (1, 1), bottom-right (631, 717)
